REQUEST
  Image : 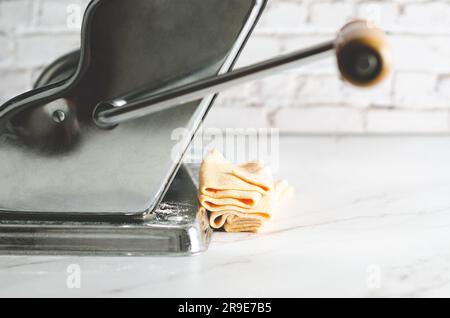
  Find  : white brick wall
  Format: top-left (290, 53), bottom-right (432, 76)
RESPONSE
top-left (0, 0), bottom-right (87, 96)
top-left (1, 0), bottom-right (450, 134)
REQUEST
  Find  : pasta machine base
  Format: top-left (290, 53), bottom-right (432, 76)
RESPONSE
top-left (0, 165), bottom-right (211, 256)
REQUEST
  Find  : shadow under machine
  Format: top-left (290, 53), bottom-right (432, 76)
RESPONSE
top-left (0, 0), bottom-right (391, 255)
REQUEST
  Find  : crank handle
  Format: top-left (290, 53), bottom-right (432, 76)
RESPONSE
top-left (94, 20), bottom-right (392, 129)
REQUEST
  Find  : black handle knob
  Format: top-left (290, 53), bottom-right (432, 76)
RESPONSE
top-left (336, 20), bottom-right (392, 87)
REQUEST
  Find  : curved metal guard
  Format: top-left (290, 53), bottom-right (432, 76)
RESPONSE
top-left (0, 0), bottom-right (266, 217)
top-left (93, 21), bottom-right (391, 128)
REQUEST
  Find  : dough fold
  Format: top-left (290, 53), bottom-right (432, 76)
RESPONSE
top-left (198, 150), bottom-right (293, 233)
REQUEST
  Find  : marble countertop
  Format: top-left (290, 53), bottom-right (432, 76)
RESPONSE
top-left (1, 136), bottom-right (450, 298)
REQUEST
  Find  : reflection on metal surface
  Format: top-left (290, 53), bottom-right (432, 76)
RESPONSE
top-left (0, 165), bottom-right (212, 256)
top-left (0, 0), bottom-right (266, 217)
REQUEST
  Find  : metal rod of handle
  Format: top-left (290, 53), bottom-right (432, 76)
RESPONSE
top-left (94, 42), bottom-right (335, 128)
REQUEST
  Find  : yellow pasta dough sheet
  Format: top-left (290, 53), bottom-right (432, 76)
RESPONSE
top-left (198, 150), bottom-right (293, 233)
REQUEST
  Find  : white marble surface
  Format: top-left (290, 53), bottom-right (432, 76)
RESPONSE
top-left (1, 136), bottom-right (450, 298)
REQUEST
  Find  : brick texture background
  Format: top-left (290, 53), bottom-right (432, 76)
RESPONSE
top-left (1, 0), bottom-right (450, 134)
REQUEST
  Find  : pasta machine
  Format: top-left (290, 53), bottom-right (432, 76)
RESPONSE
top-left (0, 0), bottom-right (391, 255)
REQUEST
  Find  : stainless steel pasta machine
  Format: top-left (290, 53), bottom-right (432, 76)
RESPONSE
top-left (0, 0), bottom-right (391, 256)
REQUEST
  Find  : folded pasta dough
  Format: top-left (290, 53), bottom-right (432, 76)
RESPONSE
top-left (209, 210), bottom-right (268, 229)
top-left (207, 181), bottom-right (292, 231)
top-left (223, 216), bottom-right (263, 233)
top-left (198, 191), bottom-right (263, 210)
top-left (199, 150), bottom-right (293, 233)
top-left (199, 188), bottom-right (273, 213)
top-left (199, 150), bottom-right (274, 198)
